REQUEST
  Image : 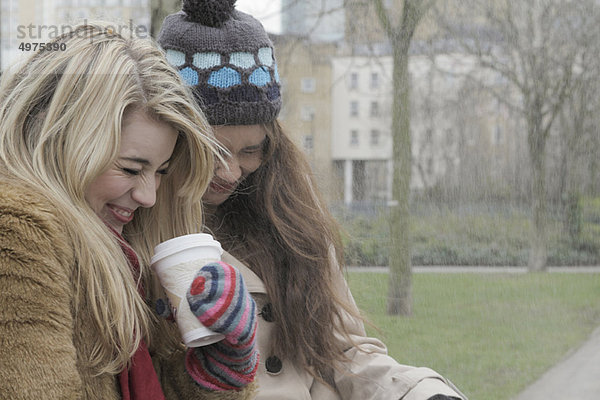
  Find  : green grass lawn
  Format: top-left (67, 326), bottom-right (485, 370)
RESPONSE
top-left (346, 271), bottom-right (600, 400)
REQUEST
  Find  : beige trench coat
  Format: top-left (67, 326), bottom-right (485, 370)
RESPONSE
top-left (222, 252), bottom-right (467, 400)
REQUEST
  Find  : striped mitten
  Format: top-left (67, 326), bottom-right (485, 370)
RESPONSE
top-left (184, 261), bottom-right (258, 391)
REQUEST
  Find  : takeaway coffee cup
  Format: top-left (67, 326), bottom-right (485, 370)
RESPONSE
top-left (151, 233), bottom-right (226, 347)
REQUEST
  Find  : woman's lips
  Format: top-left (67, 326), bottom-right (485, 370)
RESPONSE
top-left (107, 204), bottom-right (134, 224)
top-left (209, 180), bottom-right (236, 194)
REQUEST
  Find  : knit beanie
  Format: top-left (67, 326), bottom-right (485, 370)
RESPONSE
top-left (158, 0), bottom-right (281, 125)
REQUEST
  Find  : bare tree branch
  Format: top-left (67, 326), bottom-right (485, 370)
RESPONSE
top-left (373, 0), bottom-right (397, 39)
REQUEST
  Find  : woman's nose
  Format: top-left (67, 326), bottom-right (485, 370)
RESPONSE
top-left (131, 178), bottom-right (157, 208)
top-left (216, 157), bottom-right (242, 183)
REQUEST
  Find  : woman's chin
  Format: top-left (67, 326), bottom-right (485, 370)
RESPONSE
top-left (202, 190), bottom-right (231, 207)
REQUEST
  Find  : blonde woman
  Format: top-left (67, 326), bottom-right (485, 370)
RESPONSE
top-left (0, 23), bottom-right (257, 399)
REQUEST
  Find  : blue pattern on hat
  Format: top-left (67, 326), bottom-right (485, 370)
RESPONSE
top-left (166, 49), bottom-right (186, 66)
top-left (249, 66), bottom-right (271, 87)
top-left (179, 67), bottom-right (199, 86)
top-left (193, 52), bottom-right (222, 69)
top-left (273, 64), bottom-right (280, 83)
top-left (208, 67), bottom-right (242, 88)
top-left (230, 52), bottom-right (255, 69)
top-left (258, 47), bottom-right (273, 66)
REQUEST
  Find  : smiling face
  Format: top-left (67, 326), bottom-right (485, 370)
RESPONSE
top-left (202, 124), bottom-right (267, 206)
top-left (85, 110), bottom-right (178, 234)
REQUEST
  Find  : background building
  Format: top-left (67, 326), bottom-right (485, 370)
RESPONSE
top-left (281, 0), bottom-right (344, 42)
top-left (330, 55), bottom-right (393, 206)
top-left (275, 1), bottom-right (528, 208)
top-left (272, 34), bottom-right (340, 202)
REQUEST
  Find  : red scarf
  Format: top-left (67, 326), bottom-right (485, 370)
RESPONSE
top-left (114, 230), bottom-right (166, 400)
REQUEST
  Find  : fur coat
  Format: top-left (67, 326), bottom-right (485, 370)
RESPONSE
top-left (0, 180), bottom-right (255, 400)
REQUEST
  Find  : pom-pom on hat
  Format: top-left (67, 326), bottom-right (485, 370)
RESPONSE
top-left (158, 0), bottom-right (281, 126)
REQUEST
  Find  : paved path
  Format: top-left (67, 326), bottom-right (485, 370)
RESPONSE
top-left (511, 326), bottom-right (600, 400)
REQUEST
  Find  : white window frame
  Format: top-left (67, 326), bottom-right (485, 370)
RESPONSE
top-left (370, 129), bottom-right (380, 146)
top-left (301, 77), bottom-right (316, 93)
top-left (370, 72), bottom-right (379, 89)
top-left (370, 101), bottom-right (380, 117)
top-left (350, 130), bottom-right (359, 146)
top-left (350, 100), bottom-right (359, 117)
top-left (349, 72), bottom-right (359, 90)
top-left (303, 134), bottom-right (314, 152)
top-left (300, 105), bottom-right (316, 121)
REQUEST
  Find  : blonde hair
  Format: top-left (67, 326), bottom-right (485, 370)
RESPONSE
top-left (0, 22), bottom-right (216, 373)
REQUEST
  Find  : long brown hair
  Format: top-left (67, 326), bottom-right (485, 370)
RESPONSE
top-left (205, 120), bottom-right (361, 379)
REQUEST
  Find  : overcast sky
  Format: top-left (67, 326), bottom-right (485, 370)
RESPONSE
top-left (236, 0), bottom-right (282, 33)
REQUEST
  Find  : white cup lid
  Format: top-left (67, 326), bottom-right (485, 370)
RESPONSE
top-left (151, 233), bottom-right (222, 265)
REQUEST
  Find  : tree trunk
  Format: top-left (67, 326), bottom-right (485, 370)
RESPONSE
top-left (558, 106), bottom-right (583, 242)
top-left (362, 0), bottom-right (430, 315)
top-left (590, 134), bottom-right (600, 195)
top-left (150, 0), bottom-right (181, 38)
top-left (527, 114), bottom-right (548, 271)
top-left (387, 44), bottom-right (413, 315)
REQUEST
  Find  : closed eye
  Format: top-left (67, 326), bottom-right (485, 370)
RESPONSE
top-left (242, 143), bottom-right (265, 154)
top-left (122, 168), bottom-right (141, 176)
top-left (242, 137), bottom-right (267, 155)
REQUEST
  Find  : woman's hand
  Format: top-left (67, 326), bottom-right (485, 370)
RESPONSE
top-left (184, 261), bottom-right (258, 391)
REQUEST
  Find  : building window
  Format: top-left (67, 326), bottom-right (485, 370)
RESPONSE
top-left (425, 128), bottom-right (434, 142)
top-left (300, 105), bottom-right (315, 121)
top-left (370, 101), bottom-right (380, 117)
top-left (349, 72), bottom-right (358, 90)
top-left (445, 128), bottom-right (454, 145)
top-left (350, 101), bottom-right (359, 117)
top-left (303, 135), bottom-right (314, 152)
top-left (76, 8), bottom-right (87, 19)
top-left (301, 77), bottom-right (316, 93)
top-left (350, 130), bottom-right (359, 146)
top-left (370, 72), bottom-right (379, 89)
top-left (493, 125), bottom-right (503, 144)
top-left (370, 129), bottom-right (380, 146)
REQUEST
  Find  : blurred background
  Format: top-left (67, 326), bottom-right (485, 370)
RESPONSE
top-left (2, 1), bottom-right (600, 398)
top-left (2, 0), bottom-right (598, 270)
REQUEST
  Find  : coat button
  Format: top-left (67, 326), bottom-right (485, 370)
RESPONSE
top-left (265, 355), bottom-right (282, 375)
top-left (260, 303), bottom-right (275, 322)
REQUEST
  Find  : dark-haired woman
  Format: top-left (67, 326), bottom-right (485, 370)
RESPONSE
top-left (159, 1), bottom-right (466, 398)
